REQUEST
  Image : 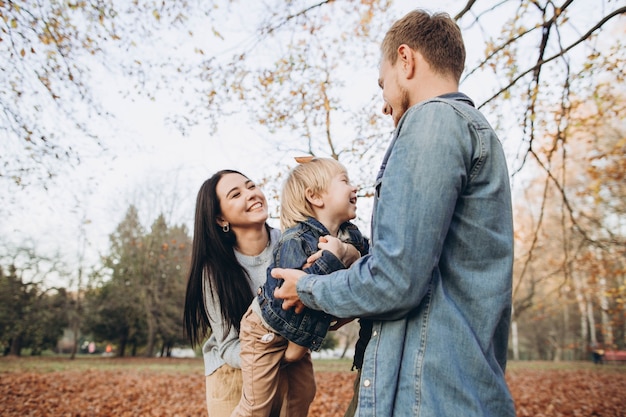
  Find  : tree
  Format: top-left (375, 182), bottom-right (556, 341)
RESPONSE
top-left (1, 0), bottom-right (107, 186)
top-left (82, 275), bottom-right (146, 357)
top-left (510, 80), bottom-right (626, 360)
top-left (88, 205), bottom-right (147, 356)
top-left (151, 222), bottom-right (193, 357)
top-left (1, 0), bottom-right (224, 187)
top-left (168, 0), bottom-right (397, 207)
top-left (87, 205), bottom-right (191, 357)
top-left (5, 1), bottom-right (624, 200)
top-left (139, 215), bottom-right (192, 357)
top-left (0, 263), bottom-right (68, 356)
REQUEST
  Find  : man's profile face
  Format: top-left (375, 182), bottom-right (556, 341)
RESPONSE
top-left (378, 57), bottom-right (410, 127)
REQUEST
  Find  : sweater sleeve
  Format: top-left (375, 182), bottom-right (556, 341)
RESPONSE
top-left (201, 276), bottom-right (241, 374)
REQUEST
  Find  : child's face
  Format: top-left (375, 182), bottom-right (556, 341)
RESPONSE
top-left (321, 171), bottom-right (358, 222)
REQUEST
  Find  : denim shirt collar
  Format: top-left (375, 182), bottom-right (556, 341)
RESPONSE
top-left (376, 92), bottom-right (474, 185)
top-left (436, 92), bottom-right (475, 107)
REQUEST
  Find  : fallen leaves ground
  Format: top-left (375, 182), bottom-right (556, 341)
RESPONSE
top-left (1, 358), bottom-right (625, 416)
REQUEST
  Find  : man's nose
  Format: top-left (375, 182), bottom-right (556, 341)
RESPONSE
top-left (382, 102), bottom-right (392, 116)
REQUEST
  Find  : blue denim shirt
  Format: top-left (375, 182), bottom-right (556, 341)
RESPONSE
top-left (259, 217), bottom-right (369, 351)
top-left (295, 93), bottom-right (515, 416)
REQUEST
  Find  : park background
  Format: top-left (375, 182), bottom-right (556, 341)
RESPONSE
top-left (1, 0), bottom-right (625, 414)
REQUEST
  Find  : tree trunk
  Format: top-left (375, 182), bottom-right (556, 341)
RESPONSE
top-left (573, 272), bottom-right (588, 360)
top-left (70, 269), bottom-right (84, 361)
top-left (511, 304), bottom-right (519, 360)
top-left (144, 310), bottom-right (157, 357)
top-left (142, 271), bottom-right (157, 358)
top-left (599, 278), bottom-right (614, 348)
top-left (9, 334), bottom-right (23, 356)
top-left (586, 294), bottom-right (597, 346)
top-left (562, 298), bottom-right (570, 360)
top-left (69, 325), bottom-right (79, 360)
top-left (622, 273), bottom-right (626, 347)
top-left (118, 333), bottom-right (128, 357)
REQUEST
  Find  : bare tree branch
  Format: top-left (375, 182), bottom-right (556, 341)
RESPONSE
top-left (478, 6), bottom-right (626, 109)
top-left (262, 0), bottom-right (335, 36)
top-left (454, 0), bottom-right (477, 21)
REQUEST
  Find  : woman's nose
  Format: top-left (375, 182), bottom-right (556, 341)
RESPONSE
top-left (246, 188), bottom-right (263, 200)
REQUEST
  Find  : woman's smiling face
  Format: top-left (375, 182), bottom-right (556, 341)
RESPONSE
top-left (215, 172), bottom-right (268, 231)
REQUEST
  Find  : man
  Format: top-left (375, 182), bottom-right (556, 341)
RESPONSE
top-left (273, 9), bottom-right (516, 417)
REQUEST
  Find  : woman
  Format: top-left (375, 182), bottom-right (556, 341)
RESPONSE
top-left (183, 170), bottom-right (285, 416)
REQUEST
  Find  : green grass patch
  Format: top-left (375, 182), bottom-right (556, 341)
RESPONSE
top-left (312, 357), bottom-right (354, 372)
top-left (1, 356), bottom-right (623, 375)
top-left (0, 355), bottom-right (205, 374)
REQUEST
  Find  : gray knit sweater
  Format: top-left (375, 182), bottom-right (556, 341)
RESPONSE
top-left (202, 227), bottom-right (280, 376)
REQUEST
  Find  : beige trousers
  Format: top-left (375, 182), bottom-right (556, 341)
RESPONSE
top-left (206, 363), bottom-right (291, 417)
top-left (205, 364), bottom-right (243, 417)
top-left (231, 307), bottom-right (317, 417)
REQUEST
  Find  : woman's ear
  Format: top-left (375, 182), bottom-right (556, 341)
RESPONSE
top-left (215, 216), bottom-right (227, 228)
top-left (305, 188), bottom-right (324, 208)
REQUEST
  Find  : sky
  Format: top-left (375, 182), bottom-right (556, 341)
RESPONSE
top-left (2, 0), bottom-right (619, 287)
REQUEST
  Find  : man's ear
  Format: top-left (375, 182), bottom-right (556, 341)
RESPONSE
top-left (397, 44), bottom-right (416, 79)
top-left (305, 188), bottom-right (324, 208)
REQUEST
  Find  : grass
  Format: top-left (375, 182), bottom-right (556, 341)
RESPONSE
top-left (1, 355), bottom-right (623, 375)
top-left (0, 355), bottom-right (204, 374)
top-left (0, 355), bottom-right (354, 374)
top-left (506, 359), bottom-right (626, 373)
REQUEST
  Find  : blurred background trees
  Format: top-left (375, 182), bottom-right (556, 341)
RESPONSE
top-left (1, 0), bottom-right (624, 359)
top-left (0, 250), bottom-right (69, 356)
top-left (81, 206), bottom-right (191, 357)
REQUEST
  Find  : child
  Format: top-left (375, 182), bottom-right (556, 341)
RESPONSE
top-left (231, 157), bottom-right (369, 417)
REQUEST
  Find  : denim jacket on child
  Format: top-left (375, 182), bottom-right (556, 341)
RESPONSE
top-left (258, 217), bottom-right (369, 351)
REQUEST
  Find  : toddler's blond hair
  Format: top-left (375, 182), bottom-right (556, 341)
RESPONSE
top-left (280, 157), bottom-right (348, 230)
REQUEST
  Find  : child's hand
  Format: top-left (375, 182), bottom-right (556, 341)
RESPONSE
top-left (302, 236), bottom-right (333, 268)
top-left (316, 235), bottom-right (361, 267)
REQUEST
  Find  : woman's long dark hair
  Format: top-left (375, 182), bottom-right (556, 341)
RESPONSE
top-left (183, 170), bottom-right (263, 347)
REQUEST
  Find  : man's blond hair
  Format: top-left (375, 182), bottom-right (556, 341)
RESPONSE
top-left (280, 158), bottom-right (347, 230)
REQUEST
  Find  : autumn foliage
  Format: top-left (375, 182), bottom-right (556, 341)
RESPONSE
top-left (1, 358), bottom-right (625, 417)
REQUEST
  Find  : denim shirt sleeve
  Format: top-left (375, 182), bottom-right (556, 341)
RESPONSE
top-left (296, 101), bottom-right (475, 320)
